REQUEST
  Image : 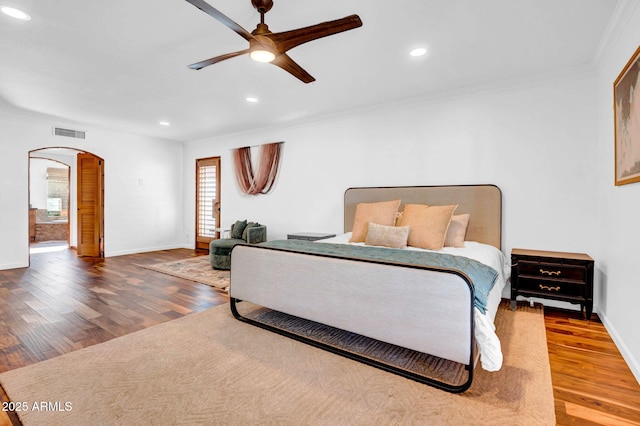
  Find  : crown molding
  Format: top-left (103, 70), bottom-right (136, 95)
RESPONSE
top-left (592, 0), bottom-right (640, 70)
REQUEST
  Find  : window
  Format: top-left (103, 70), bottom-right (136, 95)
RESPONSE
top-left (47, 167), bottom-right (69, 218)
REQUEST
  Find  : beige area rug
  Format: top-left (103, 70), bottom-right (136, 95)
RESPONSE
top-left (137, 256), bottom-right (229, 289)
top-left (0, 301), bottom-right (555, 425)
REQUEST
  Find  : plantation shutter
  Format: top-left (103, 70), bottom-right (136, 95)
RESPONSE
top-left (196, 157), bottom-right (221, 250)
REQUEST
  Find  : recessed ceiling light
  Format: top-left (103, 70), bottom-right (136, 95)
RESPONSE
top-left (1, 5), bottom-right (31, 21)
top-left (159, 121), bottom-right (171, 126)
top-left (410, 47), bottom-right (427, 57)
top-left (246, 97), bottom-right (258, 103)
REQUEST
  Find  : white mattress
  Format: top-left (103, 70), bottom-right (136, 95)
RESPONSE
top-left (317, 233), bottom-right (510, 371)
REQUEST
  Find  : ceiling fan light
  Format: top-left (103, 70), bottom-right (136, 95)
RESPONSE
top-left (1, 5), bottom-right (31, 21)
top-left (250, 49), bottom-right (275, 63)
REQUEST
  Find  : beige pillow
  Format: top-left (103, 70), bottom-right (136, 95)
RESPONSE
top-left (398, 204), bottom-right (458, 250)
top-left (349, 199), bottom-right (401, 242)
top-left (444, 214), bottom-right (470, 248)
top-left (365, 223), bottom-right (410, 248)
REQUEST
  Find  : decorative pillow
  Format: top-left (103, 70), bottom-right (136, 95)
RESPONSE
top-left (231, 220), bottom-right (248, 239)
top-left (349, 199), bottom-right (401, 243)
top-left (397, 204), bottom-right (458, 250)
top-left (444, 214), bottom-right (470, 248)
top-left (365, 223), bottom-right (410, 248)
top-left (242, 222), bottom-right (260, 240)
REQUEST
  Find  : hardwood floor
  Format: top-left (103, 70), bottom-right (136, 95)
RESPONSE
top-left (1, 245), bottom-right (639, 425)
top-left (0, 245), bottom-right (229, 426)
top-left (545, 308), bottom-right (640, 425)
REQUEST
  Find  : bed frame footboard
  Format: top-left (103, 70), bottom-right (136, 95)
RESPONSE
top-left (229, 243), bottom-right (476, 393)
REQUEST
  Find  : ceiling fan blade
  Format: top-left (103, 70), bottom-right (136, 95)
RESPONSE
top-left (185, 0), bottom-right (255, 42)
top-left (272, 54), bottom-right (315, 84)
top-left (188, 49), bottom-right (250, 70)
top-left (266, 15), bottom-right (362, 53)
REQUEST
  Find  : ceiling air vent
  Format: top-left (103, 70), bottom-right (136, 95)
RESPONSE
top-left (53, 127), bottom-right (86, 139)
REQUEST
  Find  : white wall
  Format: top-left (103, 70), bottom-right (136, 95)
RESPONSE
top-left (595, 1), bottom-right (640, 383)
top-left (184, 71), bottom-right (599, 292)
top-left (0, 110), bottom-right (185, 269)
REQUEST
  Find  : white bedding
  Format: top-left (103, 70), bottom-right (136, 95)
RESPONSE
top-left (317, 233), bottom-right (510, 371)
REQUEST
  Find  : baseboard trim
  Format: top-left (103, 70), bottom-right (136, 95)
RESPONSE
top-left (599, 310), bottom-right (640, 385)
top-left (0, 261), bottom-right (29, 271)
top-left (105, 244), bottom-right (192, 258)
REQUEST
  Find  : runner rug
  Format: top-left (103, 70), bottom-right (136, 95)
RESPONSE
top-left (0, 301), bottom-right (555, 425)
top-left (136, 256), bottom-right (229, 289)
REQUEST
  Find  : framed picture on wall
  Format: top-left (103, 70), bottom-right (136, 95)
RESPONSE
top-left (614, 44), bottom-right (640, 186)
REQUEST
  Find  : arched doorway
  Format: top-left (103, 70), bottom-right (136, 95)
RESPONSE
top-left (28, 147), bottom-right (105, 259)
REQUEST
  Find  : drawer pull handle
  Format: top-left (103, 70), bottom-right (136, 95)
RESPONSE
top-left (539, 284), bottom-right (561, 292)
top-left (540, 268), bottom-right (561, 276)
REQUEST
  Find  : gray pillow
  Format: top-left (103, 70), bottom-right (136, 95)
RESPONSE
top-left (242, 222), bottom-right (260, 240)
top-left (231, 220), bottom-right (248, 239)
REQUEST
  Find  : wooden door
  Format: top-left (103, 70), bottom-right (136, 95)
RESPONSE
top-left (77, 153), bottom-right (104, 257)
top-left (196, 157), bottom-right (221, 251)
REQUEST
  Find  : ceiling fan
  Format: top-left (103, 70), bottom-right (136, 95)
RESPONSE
top-left (185, 0), bottom-right (362, 83)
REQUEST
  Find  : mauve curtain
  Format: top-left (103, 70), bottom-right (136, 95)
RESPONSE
top-left (232, 142), bottom-right (283, 195)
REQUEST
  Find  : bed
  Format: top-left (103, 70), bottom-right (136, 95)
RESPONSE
top-left (229, 184), bottom-right (508, 392)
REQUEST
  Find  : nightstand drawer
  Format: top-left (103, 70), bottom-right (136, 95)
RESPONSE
top-left (517, 261), bottom-right (586, 282)
top-left (518, 277), bottom-right (585, 298)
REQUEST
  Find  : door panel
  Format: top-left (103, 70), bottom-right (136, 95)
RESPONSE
top-left (196, 157), bottom-right (221, 251)
top-left (77, 153), bottom-right (104, 257)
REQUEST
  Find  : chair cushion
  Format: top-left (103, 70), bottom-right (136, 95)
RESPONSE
top-left (209, 239), bottom-right (245, 270)
top-left (210, 238), bottom-right (244, 252)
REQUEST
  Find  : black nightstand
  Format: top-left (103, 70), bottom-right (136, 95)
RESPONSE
top-left (511, 249), bottom-right (594, 319)
top-left (287, 232), bottom-right (336, 241)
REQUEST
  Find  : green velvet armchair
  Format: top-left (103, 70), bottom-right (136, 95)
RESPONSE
top-left (209, 220), bottom-right (267, 270)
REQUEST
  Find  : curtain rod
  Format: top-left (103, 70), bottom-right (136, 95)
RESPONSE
top-left (229, 141), bottom-right (284, 151)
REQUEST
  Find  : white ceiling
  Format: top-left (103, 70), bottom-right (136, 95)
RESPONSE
top-left (0, 0), bottom-right (618, 143)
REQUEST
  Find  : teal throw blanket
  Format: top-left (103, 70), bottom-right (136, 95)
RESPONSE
top-left (258, 240), bottom-right (498, 314)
